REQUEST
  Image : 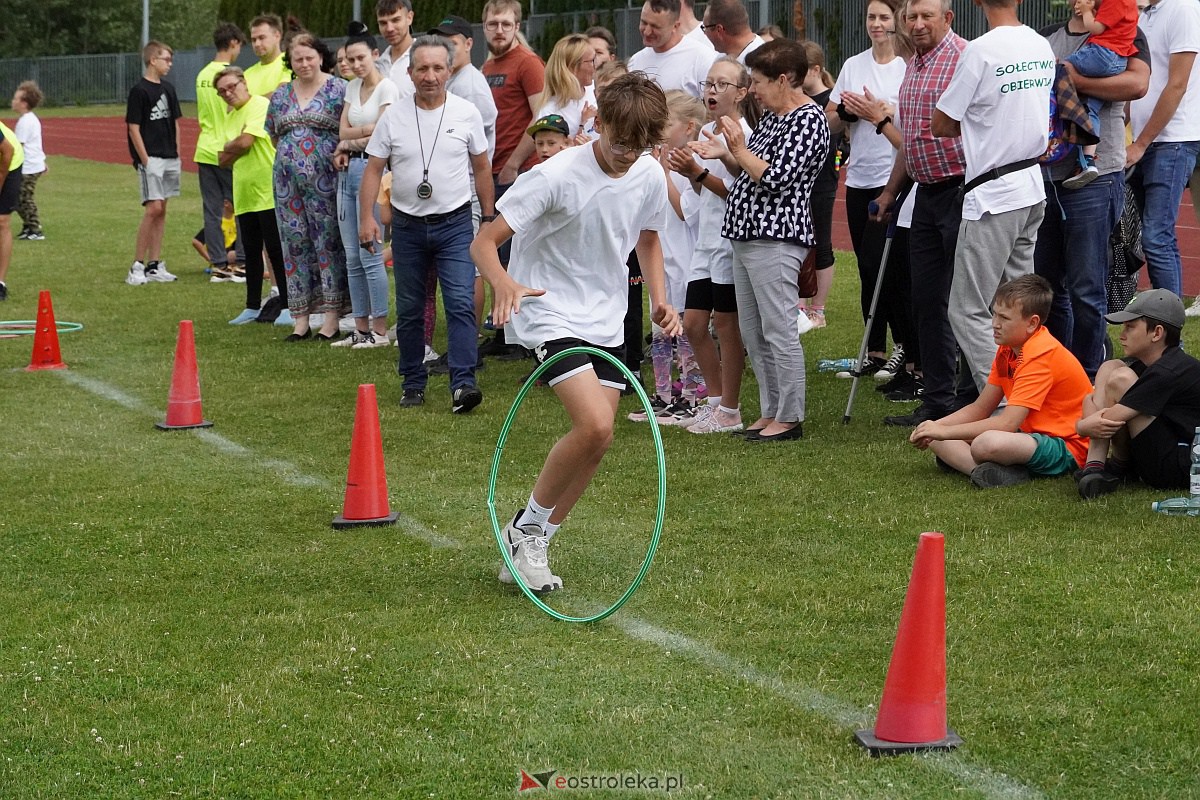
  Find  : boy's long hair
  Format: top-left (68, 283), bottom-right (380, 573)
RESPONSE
top-left (597, 73), bottom-right (668, 151)
top-left (994, 274), bottom-right (1053, 322)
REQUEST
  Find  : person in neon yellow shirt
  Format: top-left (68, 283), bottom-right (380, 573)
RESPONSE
top-left (215, 66), bottom-right (290, 326)
top-left (0, 120), bottom-right (26, 300)
top-left (244, 14), bottom-right (290, 97)
top-left (196, 22), bottom-right (246, 281)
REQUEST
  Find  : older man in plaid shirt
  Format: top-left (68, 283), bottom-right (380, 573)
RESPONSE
top-left (874, 0), bottom-right (969, 427)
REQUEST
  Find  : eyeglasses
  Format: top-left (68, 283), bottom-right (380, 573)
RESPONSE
top-left (700, 80), bottom-right (739, 93)
top-left (609, 142), bottom-right (653, 157)
top-left (215, 80), bottom-right (243, 96)
top-left (484, 20), bottom-right (516, 31)
top-left (699, 22), bottom-right (722, 32)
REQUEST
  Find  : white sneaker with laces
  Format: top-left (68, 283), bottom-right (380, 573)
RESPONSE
top-left (1187, 297), bottom-right (1200, 318)
top-left (655, 399), bottom-right (698, 427)
top-left (796, 307), bottom-right (815, 335)
top-left (331, 332), bottom-right (364, 348)
top-left (353, 333), bottom-right (391, 349)
top-left (126, 261), bottom-right (147, 286)
top-left (144, 262), bottom-right (177, 282)
top-left (690, 406), bottom-right (744, 434)
top-left (498, 514), bottom-right (562, 591)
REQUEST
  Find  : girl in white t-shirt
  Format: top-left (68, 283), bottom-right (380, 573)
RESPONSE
top-left (667, 57), bottom-right (754, 435)
top-left (826, 0), bottom-right (909, 377)
top-left (333, 22), bottom-right (399, 348)
top-left (629, 91), bottom-right (707, 424)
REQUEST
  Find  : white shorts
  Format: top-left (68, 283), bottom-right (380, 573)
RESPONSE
top-left (138, 156), bottom-right (182, 204)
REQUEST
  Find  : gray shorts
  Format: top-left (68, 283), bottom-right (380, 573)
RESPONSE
top-left (138, 157), bottom-right (182, 204)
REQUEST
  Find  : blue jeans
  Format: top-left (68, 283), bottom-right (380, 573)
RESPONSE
top-left (337, 157), bottom-right (390, 320)
top-left (1128, 140), bottom-right (1200, 295)
top-left (1034, 173), bottom-right (1123, 378)
top-left (393, 205), bottom-right (478, 392)
top-left (1066, 44), bottom-right (1127, 136)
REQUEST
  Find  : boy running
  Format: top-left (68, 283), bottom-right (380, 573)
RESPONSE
top-left (470, 73), bottom-right (681, 592)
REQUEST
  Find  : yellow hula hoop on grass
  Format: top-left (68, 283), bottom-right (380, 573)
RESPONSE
top-left (486, 345), bottom-right (667, 623)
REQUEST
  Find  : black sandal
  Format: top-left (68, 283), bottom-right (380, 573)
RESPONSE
top-left (284, 330), bottom-right (312, 342)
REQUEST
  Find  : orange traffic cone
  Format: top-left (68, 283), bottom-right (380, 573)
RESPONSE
top-left (332, 384), bottom-right (399, 529)
top-left (25, 290), bottom-right (67, 371)
top-left (155, 320), bottom-right (213, 430)
top-left (854, 531), bottom-right (962, 756)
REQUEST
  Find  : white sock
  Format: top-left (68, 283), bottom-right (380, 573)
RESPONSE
top-left (707, 395), bottom-right (721, 407)
top-left (519, 496), bottom-right (554, 530)
top-left (543, 521), bottom-right (561, 540)
top-left (718, 405), bottom-right (739, 416)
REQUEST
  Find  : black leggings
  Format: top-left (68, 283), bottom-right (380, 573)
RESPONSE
top-left (237, 209), bottom-right (287, 310)
top-left (846, 186), bottom-right (913, 355)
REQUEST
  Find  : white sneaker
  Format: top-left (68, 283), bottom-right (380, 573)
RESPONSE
top-left (144, 262), bottom-right (177, 282)
top-left (423, 345), bottom-right (440, 363)
top-left (331, 331), bottom-right (364, 348)
top-left (1187, 297), bottom-right (1200, 318)
top-left (125, 261), bottom-right (147, 286)
top-left (690, 406), bottom-right (744, 434)
top-left (498, 514), bottom-right (562, 592)
top-left (353, 332), bottom-right (391, 349)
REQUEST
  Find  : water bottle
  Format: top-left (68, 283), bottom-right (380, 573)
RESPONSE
top-left (1151, 497), bottom-right (1200, 516)
top-left (1190, 426), bottom-right (1200, 500)
top-left (817, 358), bottom-right (856, 373)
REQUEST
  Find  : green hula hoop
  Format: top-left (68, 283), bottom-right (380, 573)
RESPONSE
top-left (487, 345), bottom-right (667, 624)
top-left (0, 320), bottom-right (84, 337)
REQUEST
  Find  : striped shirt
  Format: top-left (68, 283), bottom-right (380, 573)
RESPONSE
top-left (721, 103), bottom-right (829, 244)
top-left (897, 31), bottom-right (968, 185)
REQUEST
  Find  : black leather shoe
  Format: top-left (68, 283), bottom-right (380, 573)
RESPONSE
top-left (747, 424), bottom-right (803, 442)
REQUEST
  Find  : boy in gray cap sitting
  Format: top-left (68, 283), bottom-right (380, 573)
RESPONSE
top-left (1075, 289), bottom-right (1200, 499)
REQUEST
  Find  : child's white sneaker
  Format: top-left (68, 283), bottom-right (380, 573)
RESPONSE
top-left (498, 514), bottom-right (562, 592)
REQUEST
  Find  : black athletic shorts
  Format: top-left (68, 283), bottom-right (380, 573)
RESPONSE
top-left (684, 278), bottom-right (738, 314)
top-left (0, 171), bottom-right (22, 215)
top-left (533, 338), bottom-right (627, 391)
top-left (1129, 417), bottom-right (1189, 490)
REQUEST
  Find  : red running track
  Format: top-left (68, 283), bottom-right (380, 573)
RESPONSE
top-left (30, 115), bottom-right (1200, 295)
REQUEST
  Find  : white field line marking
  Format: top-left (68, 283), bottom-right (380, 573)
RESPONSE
top-left (57, 370), bottom-right (458, 549)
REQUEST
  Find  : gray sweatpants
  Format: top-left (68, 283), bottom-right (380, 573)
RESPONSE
top-left (197, 162), bottom-right (244, 266)
top-left (731, 238), bottom-right (807, 424)
top-left (950, 202), bottom-right (1045, 391)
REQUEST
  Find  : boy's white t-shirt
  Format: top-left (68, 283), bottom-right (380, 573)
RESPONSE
top-left (689, 117), bottom-right (752, 286)
top-left (627, 37), bottom-right (719, 97)
top-left (935, 25), bottom-right (1054, 221)
top-left (660, 169), bottom-right (700, 310)
top-left (498, 144), bottom-right (670, 348)
top-left (1130, 0), bottom-right (1200, 142)
top-left (829, 50), bottom-right (905, 189)
top-left (537, 95), bottom-right (588, 139)
top-left (366, 94), bottom-right (487, 216)
top-left (15, 112), bottom-right (44, 174)
top-left (345, 77), bottom-right (399, 128)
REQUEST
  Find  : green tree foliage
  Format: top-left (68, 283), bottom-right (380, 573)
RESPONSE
top-left (1, 0), bottom-right (216, 56)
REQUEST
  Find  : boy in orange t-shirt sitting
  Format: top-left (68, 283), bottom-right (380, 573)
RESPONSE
top-left (909, 274), bottom-right (1093, 488)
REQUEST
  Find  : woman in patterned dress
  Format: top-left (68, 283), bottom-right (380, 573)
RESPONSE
top-left (692, 39), bottom-right (829, 442)
top-left (267, 31), bottom-right (348, 341)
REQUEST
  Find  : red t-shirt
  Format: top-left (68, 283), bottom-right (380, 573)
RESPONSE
top-left (1091, 0), bottom-right (1139, 57)
top-left (988, 325), bottom-right (1093, 466)
top-left (482, 45), bottom-right (545, 177)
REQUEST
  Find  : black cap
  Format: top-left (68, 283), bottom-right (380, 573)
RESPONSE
top-left (428, 16), bottom-right (473, 39)
top-left (1104, 289), bottom-right (1186, 329)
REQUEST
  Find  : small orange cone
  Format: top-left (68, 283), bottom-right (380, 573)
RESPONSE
top-left (155, 320), bottom-right (213, 430)
top-left (333, 384), bottom-right (399, 529)
top-left (25, 290), bottom-right (67, 371)
top-left (854, 531), bottom-right (962, 756)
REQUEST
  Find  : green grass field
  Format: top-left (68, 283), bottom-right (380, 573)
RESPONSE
top-left (1, 157), bottom-right (1197, 799)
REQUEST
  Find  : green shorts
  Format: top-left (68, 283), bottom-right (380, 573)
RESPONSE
top-left (1026, 433), bottom-right (1078, 477)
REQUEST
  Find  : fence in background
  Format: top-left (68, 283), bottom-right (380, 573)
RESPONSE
top-left (0, 0), bottom-right (1064, 107)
